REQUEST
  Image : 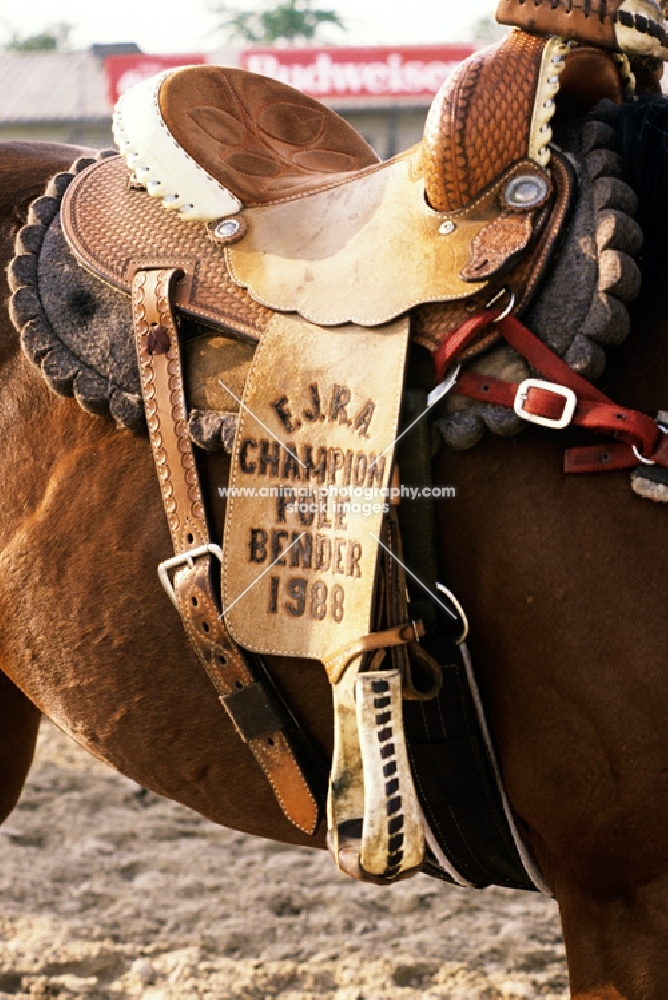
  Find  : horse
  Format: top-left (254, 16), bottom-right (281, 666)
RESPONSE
top-left (0, 86), bottom-right (667, 1000)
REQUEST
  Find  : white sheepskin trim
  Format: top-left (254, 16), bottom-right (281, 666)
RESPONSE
top-left (112, 69), bottom-right (243, 222)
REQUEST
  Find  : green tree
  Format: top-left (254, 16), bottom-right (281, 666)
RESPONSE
top-left (215, 0), bottom-right (345, 45)
top-left (5, 22), bottom-right (71, 52)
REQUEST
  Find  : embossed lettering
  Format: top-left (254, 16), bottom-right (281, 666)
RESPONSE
top-left (353, 400), bottom-right (375, 437)
top-left (259, 440), bottom-right (280, 476)
top-left (290, 531), bottom-right (313, 569)
top-left (328, 448), bottom-right (345, 486)
top-left (348, 541), bottom-right (362, 577)
top-left (268, 576), bottom-right (279, 613)
top-left (276, 487), bottom-right (295, 523)
top-left (298, 499), bottom-right (315, 527)
top-left (272, 395), bottom-right (296, 433)
top-left (334, 538), bottom-right (346, 575)
top-left (310, 581), bottom-right (327, 620)
top-left (317, 497), bottom-right (332, 530)
top-left (271, 529), bottom-right (289, 566)
top-left (367, 453), bottom-right (386, 489)
top-left (329, 385), bottom-right (351, 424)
top-left (239, 438), bottom-right (257, 474)
top-left (343, 450), bottom-right (354, 487)
top-left (285, 577), bottom-right (307, 617)
top-left (315, 534), bottom-right (331, 572)
top-left (249, 528), bottom-right (268, 563)
top-left (335, 504), bottom-right (347, 530)
top-left (282, 445), bottom-right (301, 481)
top-left (331, 584), bottom-right (345, 623)
top-left (303, 383), bottom-right (321, 422)
top-left (353, 452), bottom-right (368, 487)
top-left (303, 445), bottom-right (327, 483)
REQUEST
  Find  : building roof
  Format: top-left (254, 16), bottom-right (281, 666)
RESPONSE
top-left (0, 52), bottom-right (110, 122)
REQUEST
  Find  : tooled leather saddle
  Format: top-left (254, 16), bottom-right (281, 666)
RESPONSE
top-left (53, 25), bottom-right (640, 889)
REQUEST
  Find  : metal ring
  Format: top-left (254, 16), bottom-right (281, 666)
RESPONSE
top-left (485, 289), bottom-right (515, 323)
top-left (633, 425), bottom-right (668, 465)
top-left (633, 446), bottom-right (655, 466)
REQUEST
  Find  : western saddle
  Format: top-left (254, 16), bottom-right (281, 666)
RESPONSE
top-left (57, 9), bottom-right (658, 887)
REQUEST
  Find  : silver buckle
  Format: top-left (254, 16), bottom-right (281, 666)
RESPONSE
top-left (157, 543), bottom-right (223, 609)
top-left (513, 378), bottom-right (576, 429)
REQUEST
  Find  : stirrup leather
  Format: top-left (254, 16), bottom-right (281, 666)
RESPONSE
top-left (131, 267), bottom-right (320, 837)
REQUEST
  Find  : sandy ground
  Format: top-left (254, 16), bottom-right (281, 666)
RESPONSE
top-left (0, 719), bottom-right (569, 1000)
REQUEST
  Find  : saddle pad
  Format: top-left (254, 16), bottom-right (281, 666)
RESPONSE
top-left (225, 151), bottom-right (549, 327)
top-left (60, 155), bottom-right (272, 342)
top-left (222, 312), bottom-right (409, 660)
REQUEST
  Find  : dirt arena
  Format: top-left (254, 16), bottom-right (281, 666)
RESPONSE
top-left (0, 720), bottom-right (569, 999)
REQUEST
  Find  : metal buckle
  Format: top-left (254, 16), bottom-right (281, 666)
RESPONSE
top-left (157, 543), bottom-right (223, 610)
top-left (513, 378), bottom-right (576, 429)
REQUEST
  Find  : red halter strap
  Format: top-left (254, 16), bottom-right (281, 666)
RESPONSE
top-left (433, 311), bottom-right (668, 473)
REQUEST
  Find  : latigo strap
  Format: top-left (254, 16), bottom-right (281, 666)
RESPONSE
top-left (131, 267), bottom-right (319, 836)
top-left (435, 309), bottom-right (668, 473)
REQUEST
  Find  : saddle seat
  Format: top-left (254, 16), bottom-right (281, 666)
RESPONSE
top-left (113, 65), bottom-right (380, 222)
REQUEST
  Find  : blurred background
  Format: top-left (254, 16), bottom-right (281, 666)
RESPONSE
top-left (0, 0), bottom-right (503, 158)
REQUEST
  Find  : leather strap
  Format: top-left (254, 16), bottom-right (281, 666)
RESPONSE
top-left (435, 310), bottom-right (667, 471)
top-left (132, 267), bottom-right (319, 835)
top-left (323, 621), bottom-right (425, 686)
top-left (455, 369), bottom-right (662, 458)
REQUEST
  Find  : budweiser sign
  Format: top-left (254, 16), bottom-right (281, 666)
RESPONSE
top-left (240, 45), bottom-right (473, 100)
top-left (105, 54), bottom-right (207, 106)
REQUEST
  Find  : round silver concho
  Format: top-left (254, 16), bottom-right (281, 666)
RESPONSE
top-left (503, 174), bottom-right (549, 211)
top-left (212, 215), bottom-right (247, 244)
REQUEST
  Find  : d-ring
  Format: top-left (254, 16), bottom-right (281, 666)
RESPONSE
top-left (633, 424), bottom-right (668, 465)
top-left (486, 288), bottom-right (515, 323)
top-left (633, 446), bottom-right (655, 466)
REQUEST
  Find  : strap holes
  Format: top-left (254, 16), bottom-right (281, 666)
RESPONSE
top-left (235, 680), bottom-right (243, 689)
top-left (202, 621), bottom-right (210, 633)
top-left (482, 383), bottom-right (490, 392)
top-left (218, 654), bottom-right (227, 665)
top-left (191, 596), bottom-right (198, 607)
top-left (267, 737), bottom-right (275, 746)
top-left (187, 533), bottom-right (194, 545)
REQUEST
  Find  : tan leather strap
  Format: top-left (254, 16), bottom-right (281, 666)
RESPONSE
top-left (323, 621), bottom-right (425, 686)
top-left (132, 267), bottom-right (319, 835)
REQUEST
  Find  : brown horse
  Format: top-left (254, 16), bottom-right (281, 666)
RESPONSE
top-left (0, 91), bottom-right (667, 999)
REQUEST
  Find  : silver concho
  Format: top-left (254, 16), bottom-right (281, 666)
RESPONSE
top-left (216, 218), bottom-right (241, 238)
top-left (503, 174), bottom-right (549, 210)
top-left (212, 215), bottom-right (247, 244)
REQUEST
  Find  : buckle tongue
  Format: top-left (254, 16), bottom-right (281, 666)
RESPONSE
top-left (513, 378), bottom-right (576, 429)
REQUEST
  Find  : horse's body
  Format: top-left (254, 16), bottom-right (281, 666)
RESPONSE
top-left (0, 98), bottom-right (667, 999)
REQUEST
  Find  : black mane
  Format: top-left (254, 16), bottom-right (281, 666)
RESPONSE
top-left (611, 96), bottom-right (668, 291)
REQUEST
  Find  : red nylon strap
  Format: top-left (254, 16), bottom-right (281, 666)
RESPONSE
top-left (565, 427), bottom-right (668, 473)
top-left (435, 311), bottom-right (609, 403)
top-left (455, 370), bottom-right (661, 457)
top-left (434, 310), bottom-right (666, 471)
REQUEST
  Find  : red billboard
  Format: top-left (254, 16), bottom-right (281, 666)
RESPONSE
top-left (240, 45), bottom-right (473, 100)
top-left (105, 54), bottom-right (207, 106)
